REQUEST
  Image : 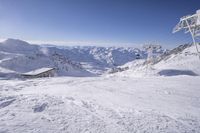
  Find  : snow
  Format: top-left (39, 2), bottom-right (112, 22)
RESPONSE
top-left (22, 67), bottom-right (54, 75)
top-left (0, 39), bottom-right (95, 77)
top-left (0, 39), bottom-right (154, 77)
top-left (0, 76), bottom-right (200, 132)
top-left (0, 39), bottom-right (200, 132)
top-left (154, 44), bottom-right (200, 76)
top-left (113, 44), bottom-right (200, 78)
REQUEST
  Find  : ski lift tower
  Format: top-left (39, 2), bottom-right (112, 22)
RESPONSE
top-left (173, 9), bottom-right (200, 59)
top-left (143, 44), bottom-right (162, 64)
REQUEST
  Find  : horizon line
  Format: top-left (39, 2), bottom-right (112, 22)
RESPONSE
top-left (0, 37), bottom-right (174, 49)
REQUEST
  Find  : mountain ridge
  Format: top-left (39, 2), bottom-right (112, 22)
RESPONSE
top-left (0, 38), bottom-right (155, 77)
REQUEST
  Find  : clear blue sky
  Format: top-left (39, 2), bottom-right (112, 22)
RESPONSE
top-left (0, 0), bottom-right (199, 47)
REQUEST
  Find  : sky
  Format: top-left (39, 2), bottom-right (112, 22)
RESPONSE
top-left (0, 0), bottom-right (199, 48)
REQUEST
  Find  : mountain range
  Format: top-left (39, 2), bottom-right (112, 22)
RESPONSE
top-left (0, 38), bottom-right (199, 78)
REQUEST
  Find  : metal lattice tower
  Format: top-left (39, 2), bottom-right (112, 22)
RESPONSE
top-left (173, 9), bottom-right (200, 59)
top-left (143, 44), bottom-right (162, 64)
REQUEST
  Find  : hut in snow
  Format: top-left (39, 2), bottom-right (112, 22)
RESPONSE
top-left (21, 67), bottom-right (55, 78)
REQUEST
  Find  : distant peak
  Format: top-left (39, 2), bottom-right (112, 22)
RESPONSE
top-left (3, 38), bottom-right (29, 45)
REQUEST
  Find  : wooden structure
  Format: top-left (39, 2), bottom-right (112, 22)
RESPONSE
top-left (21, 67), bottom-right (55, 78)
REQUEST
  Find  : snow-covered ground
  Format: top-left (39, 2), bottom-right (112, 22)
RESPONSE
top-left (113, 44), bottom-right (200, 78)
top-left (0, 76), bottom-right (200, 133)
top-left (1, 39), bottom-right (200, 132)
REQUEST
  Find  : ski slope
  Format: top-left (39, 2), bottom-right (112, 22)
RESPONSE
top-left (0, 76), bottom-right (200, 132)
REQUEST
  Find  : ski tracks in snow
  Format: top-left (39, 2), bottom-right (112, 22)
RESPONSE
top-left (0, 77), bottom-right (200, 132)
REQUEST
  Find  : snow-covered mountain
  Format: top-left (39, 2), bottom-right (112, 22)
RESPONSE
top-left (1, 39), bottom-right (200, 132)
top-left (111, 43), bottom-right (200, 77)
top-left (0, 38), bottom-right (153, 78)
top-left (0, 39), bottom-right (93, 78)
top-left (3, 38), bottom-right (197, 78)
top-left (46, 45), bottom-right (149, 74)
top-left (154, 43), bottom-right (200, 76)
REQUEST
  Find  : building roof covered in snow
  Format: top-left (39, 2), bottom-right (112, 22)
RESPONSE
top-left (22, 67), bottom-right (55, 76)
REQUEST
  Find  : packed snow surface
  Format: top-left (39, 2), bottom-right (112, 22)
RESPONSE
top-left (0, 76), bottom-right (200, 133)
